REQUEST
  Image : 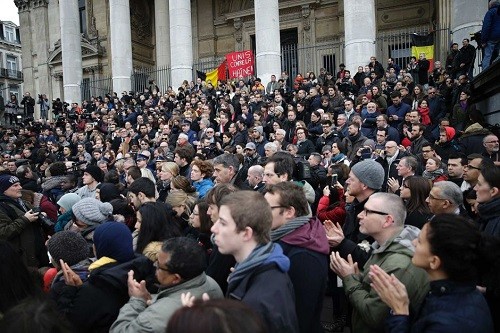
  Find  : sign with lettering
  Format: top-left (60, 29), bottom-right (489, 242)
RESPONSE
top-left (226, 50), bottom-right (254, 79)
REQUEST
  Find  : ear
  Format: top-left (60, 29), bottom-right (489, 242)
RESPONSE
top-left (242, 226), bottom-right (254, 241)
top-left (429, 255), bottom-right (441, 271)
top-left (283, 206), bottom-right (296, 220)
top-left (491, 186), bottom-right (499, 198)
top-left (171, 273), bottom-right (183, 285)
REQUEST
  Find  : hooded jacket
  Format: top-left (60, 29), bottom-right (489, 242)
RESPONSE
top-left (227, 244), bottom-right (299, 333)
top-left (477, 196), bottom-right (500, 237)
top-left (342, 226), bottom-right (429, 333)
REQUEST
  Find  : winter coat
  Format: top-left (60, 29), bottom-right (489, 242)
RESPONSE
top-left (458, 123), bottom-right (491, 156)
top-left (477, 197), bottom-right (500, 238)
top-left (342, 226), bottom-right (429, 333)
top-left (55, 254), bottom-right (155, 333)
top-left (296, 139), bottom-right (316, 157)
top-left (481, 4), bottom-right (500, 42)
top-left (342, 133), bottom-right (368, 161)
top-left (110, 273), bottom-right (223, 333)
top-left (193, 178), bottom-right (214, 199)
top-left (0, 194), bottom-right (49, 268)
top-left (227, 246), bottom-right (299, 333)
top-left (316, 188), bottom-right (346, 223)
top-left (386, 280), bottom-right (494, 333)
top-left (277, 217), bottom-right (330, 333)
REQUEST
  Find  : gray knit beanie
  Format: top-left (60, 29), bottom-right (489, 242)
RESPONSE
top-left (351, 159), bottom-right (385, 190)
top-left (47, 231), bottom-right (89, 266)
top-left (72, 198), bottom-right (113, 226)
top-left (57, 193), bottom-right (81, 212)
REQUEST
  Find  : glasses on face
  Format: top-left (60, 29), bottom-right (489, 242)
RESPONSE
top-left (465, 164), bottom-right (481, 171)
top-left (153, 261), bottom-right (169, 272)
top-left (362, 208), bottom-right (389, 216)
top-left (422, 150), bottom-right (433, 153)
top-left (428, 193), bottom-right (447, 201)
top-left (485, 140), bottom-right (499, 144)
top-left (270, 205), bottom-right (286, 210)
top-left (402, 183), bottom-right (410, 189)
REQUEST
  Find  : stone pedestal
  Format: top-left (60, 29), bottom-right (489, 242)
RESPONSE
top-left (59, 0), bottom-right (82, 104)
top-left (155, 0), bottom-right (170, 91)
top-left (255, 0), bottom-right (281, 88)
top-left (343, 0), bottom-right (376, 74)
top-left (169, 0), bottom-right (193, 89)
top-left (451, 0), bottom-right (486, 75)
top-left (109, 0), bottom-right (133, 96)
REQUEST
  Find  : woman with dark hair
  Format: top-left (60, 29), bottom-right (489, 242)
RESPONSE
top-left (370, 215), bottom-right (498, 333)
top-left (475, 164), bottom-right (500, 238)
top-left (186, 199), bottom-right (213, 261)
top-left (167, 298), bottom-right (267, 333)
top-left (399, 176), bottom-right (433, 229)
top-left (190, 160), bottom-right (214, 199)
top-left (317, 182), bottom-right (346, 223)
top-left (295, 127), bottom-right (315, 157)
top-left (134, 202), bottom-right (181, 262)
top-left (0, 241), bottom-right (42, 317)
top-left (170, 175), bottom-right (198, 199)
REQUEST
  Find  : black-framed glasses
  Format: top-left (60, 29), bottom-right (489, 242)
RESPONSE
top-left (427, 193), bottom-right (448, 201)
top-left (402, 184), bottom-right (410, 189)
top-left (465, 164), bottom-right (482, 171)
top-left (270, 205), bottom-right (286, 210)
top-left (154, 261), bottom-right (169, 272)
top-left (363, 208), bottom-right (389, 216)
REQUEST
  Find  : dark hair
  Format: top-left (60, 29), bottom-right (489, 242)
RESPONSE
top-left (171, 176), bottom-right (196, 195)
top-left (48, 162), bottom-right (67, 177)
top-left (126, 166), bottom-right (142, 181)
top-left (136, 202), bottom-right (181, 254)
top-left (0, 241), bottom-right (42, 314)
top-left (264, 182), bottom-right (309, 217)
top-left (174, 146), bottom-right (195, 164)
top-left (480, 165), bottom-right (500, 190)
top-left (403, 176), bottom-right (432, 214)
top-left (447, 152), bottom-right (467, 166)
top-left (194, 199), bottom-right (212, 234)
top-left (0, 298), bottom-right (73, 333)
top-left (266, 151), bottom-right (295, 181)
top-left (161, 237), bottom-right (207, 280)
top-left (167, 299), bottom-right (267, 333)
top-left (127, 177), bottom-right (156, 198)
top-left (427, 215), bottom-right (500, 284)
top-left (205, 183), bottom-right (238, 207)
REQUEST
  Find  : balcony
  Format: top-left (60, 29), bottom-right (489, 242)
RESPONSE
top-left (0, 68), bottom-right (23, 80)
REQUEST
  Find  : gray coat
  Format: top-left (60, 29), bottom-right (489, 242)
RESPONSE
top-left (110, 273), bottom-right (223, 333)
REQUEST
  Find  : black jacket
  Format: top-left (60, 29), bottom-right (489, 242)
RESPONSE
top-left (56, 255), bottom-right (155, 333)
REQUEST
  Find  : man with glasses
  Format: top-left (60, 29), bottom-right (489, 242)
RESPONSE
top-left (375, 140), bottom-right (405, 192)
top-left (425, 181), bottom-right (466, 217)
top-left (462, 155), bottom-right (484, 192)
top-left (330, 193), bottom-right (428, 333)
top-left (111, 237), bottom-right (223, 333)
top-left (482, 134), bottom-right (500, 166)
top-left (264, 182), bottom-right (329, 333)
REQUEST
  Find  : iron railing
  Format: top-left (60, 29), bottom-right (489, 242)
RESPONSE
top-left (0, 68), bottom-right (23, 80)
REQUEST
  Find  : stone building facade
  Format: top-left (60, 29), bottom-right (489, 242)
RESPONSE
top-left (0, 20), bottom-right (23, 100)
top-left (13, 0), bottom-right (486, 115)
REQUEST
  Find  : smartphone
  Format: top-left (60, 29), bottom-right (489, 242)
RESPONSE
top-left (32, 207), bottom-right (41, 214)
top-left (331, 174), bottom-right (338, 186)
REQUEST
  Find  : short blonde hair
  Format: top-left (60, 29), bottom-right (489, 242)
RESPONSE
top-left (162, 162), bottom-right (179, 176)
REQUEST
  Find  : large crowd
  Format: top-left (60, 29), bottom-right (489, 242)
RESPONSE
top-left (0, 31), bottom-right (499, 333)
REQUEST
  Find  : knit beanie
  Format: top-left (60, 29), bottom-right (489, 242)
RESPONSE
top-left (97, 183), bottom-right (121, 203)
top-left (84, 165), bottom-right (104, 183)
top-left (72, 198), bottom-right (113, 226)
top-left (47, 231), bottom-right (89, 266)
top-left (57, 193), bottom-right (81, 212)
top-left (351, 159), bottom-right (385, 190)
top-left (93, 222), bottom-right (134, 263)
top-left (0, 174), bottom-right (20, 193)
top-left (444, 126), bottom-right (456, 141)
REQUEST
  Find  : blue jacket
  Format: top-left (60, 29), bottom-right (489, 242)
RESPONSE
top-left (481, 4), bottom-right (500, 42)
top-left (386, 280), bottom-right (494, 333)
top-left (193, 178), bottom-right (214, 199)
top-left (387, 102), bottom-right (411, 127)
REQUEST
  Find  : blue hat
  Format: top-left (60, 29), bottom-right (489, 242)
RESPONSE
top-left (0, 174), bottom-right (20, 193)
top-left (93, 222), bottom-right (134, 262)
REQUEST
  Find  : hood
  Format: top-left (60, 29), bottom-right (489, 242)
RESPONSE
top-left (444, 126), bottom-right (456, 141)
top-left (281, 217), bottom-right (330, 255)
top-left (263, 243), bottom-right (290, 273)
top-left (372, 225), bottom-right (420, 255)
top-left (463, 122), bottom-right (483, 133)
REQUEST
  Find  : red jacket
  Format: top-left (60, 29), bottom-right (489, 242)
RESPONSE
top-left (316, 188), bottom-right (346, 224)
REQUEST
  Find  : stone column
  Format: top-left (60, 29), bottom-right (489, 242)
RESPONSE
top-left (155, 0), bottom-right (170, 91)
top-left (343, 0), bottom-right (376, 74)
top-left (255, 0), bottom-right (281, 88)
top-left (169, 0), bottom-right (192, 89)
top-left (14, 0), bottom-right (34, 98)
top-left (59, 0), bottom-right (82, 105)
top-left (451, 0), bottom-right (486, 75)
top-left (436, 0), bottom-right (452, 63)
top-left (109, 0), bottom-right (133, 96)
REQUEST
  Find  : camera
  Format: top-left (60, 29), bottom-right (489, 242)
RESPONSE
top-left (32, 207), bottom-right (55, 230)
top-left (331, 174), bottom-right (338, 186)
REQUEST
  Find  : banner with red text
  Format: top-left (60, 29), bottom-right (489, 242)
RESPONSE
top-left (226, 50), bottom-right (254, 79)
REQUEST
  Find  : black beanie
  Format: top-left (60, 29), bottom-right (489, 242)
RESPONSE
top-left (84, 165), bottom-right (104, 183)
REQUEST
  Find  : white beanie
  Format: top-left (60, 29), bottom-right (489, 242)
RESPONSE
top-left (72, 198), bottom-right (113, 226)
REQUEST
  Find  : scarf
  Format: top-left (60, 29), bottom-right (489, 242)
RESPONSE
top-left (422, 168), bottom-right (445, 181)
top-left (88, 256), bottom-right (117, 271)
top-left (228, 242), bottom-right (274, 285)
top-left (270, 215), bottom-right (310, 241)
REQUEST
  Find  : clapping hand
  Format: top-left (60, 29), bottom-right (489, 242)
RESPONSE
top-left (324, 220), bottom-right (345, 247)
top-left (127, 270), bottom-right (152, 305)
top-left (329, 252), bottom-right (359, 278)
top-left (60, 259), bottom-right (83, 287)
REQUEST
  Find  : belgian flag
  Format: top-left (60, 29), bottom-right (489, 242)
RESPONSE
top-left (411, 33), bottom-right (434, 71)
top-left (196, 61), bottom-right (227, 87)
